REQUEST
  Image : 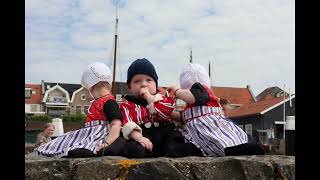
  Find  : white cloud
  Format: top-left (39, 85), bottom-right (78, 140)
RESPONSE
top-left (25, 0), bottom-right (295, 96)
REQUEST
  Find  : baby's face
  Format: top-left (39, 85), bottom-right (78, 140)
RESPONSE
top-left (129, 74), bottom-right (156, 97)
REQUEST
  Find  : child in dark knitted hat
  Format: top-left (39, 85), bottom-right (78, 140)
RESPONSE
top-left (120, 58), bottom-right (200, 158)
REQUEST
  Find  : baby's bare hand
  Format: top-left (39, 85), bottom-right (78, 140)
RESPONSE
top-left (140, 87), bottom-right (150, 98)
top-left (138, 137), bottom-right (153, 151)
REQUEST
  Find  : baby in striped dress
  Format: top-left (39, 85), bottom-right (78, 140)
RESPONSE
top-left (168, 63), bottom-right (265, 157)
top-left (34, 62), bottom-right (125, 158)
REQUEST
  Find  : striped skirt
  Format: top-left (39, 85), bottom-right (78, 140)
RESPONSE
top-left (180, 106), bottom-right (248, 157)
top-left (34, 123), bottom-right (110, 157)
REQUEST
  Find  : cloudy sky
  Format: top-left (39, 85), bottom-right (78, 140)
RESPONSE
top-left (25, 0), bottom-right (295, 96)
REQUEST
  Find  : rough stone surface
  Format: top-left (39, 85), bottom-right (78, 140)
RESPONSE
top-left (25, 155), bottom-right (295, 180)
top-left (25, 156), bottom-right (72, 180)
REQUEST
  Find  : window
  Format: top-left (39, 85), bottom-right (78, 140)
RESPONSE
top-left (50, 96), bottom-right (64, 103)
top-left (46, 85), bottom-right (50, 89)
top-left (25, 89), bottom-right (31, 99)
top-left (31, 90), bottom-right (36, 95)
top-left (238, 125), bottom-right (244, 130)
top-left (267, 128), bottom-right (275, 139)
top-left (84, 105), bottom-right (89, 115)
top-left (257, 130), bottom-right (268, 144)
top-left (116, 94), bottom-right (122, 102)
top-left (30, 104), bottom-right (37, 112)
top-left (76, 106), bottom-right (82, 114)
top-left (81, 94), bottom-right (86, 101)
top-left (245, 124), bottom-right (252, 136)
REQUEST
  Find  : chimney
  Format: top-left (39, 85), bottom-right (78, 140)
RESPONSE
top-left (247, 85), bottom-right (257, 102)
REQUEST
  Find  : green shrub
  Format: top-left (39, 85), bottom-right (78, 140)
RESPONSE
top-left (62, 114), bottom-right (86, 122)
top-left (25, 115), bottom-right (51, 122)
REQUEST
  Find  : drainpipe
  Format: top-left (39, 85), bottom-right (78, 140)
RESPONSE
top-left (260, 115), bottom-right (263, 144)
top-left (41, 80), bottom-right (45, 95)
top-left (260, 115), bottom-right (263, 130)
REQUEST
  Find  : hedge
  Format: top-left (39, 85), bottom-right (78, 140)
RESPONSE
top-left (25, 115), bottom-right (51, 122)
top-left (62, 114), bottom-right (86, 122)
top-left (25, 114), bottom-right (86, 123)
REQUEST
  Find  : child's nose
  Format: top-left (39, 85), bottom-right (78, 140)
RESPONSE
top-left (141, 81), bottom-right (148, 87)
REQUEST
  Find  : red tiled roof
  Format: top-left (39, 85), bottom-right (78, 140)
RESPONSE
top-left (25, 84), bottom-right (42, 104)
top-left (259, 94), bottom-right (276, 101)
top-left (212, 86), bottom-right (255, 104)
top-left (225, 97), bottom-right (288, 118)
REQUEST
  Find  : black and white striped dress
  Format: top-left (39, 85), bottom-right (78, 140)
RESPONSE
top-left (178, 83), bottom-right (248, 157)
top-left (180, 106), bottom-right (248, 157)
top-left (35, 95), bottom-right (123, 157)
top-left (34, 121), bottom-right (109, 157)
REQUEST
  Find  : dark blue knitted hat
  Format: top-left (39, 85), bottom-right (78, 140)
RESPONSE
top-left (127, 58), bottom-right (158, 87)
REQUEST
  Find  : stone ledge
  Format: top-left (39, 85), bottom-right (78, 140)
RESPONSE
top-left (25, 155), bottom-right (295, 180)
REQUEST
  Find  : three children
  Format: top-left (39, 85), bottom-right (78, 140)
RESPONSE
top-left (35, 60), bottom-right (265, 158)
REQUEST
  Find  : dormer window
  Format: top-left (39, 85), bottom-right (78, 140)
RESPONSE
top-left (25, 88), bottom-right (31, 99)
top-left (51, 96), bottom-right (64, 103)
top-left (245, 124), bottom-right (252, 136)
top-left (116, 94), bottom-right (122, 102)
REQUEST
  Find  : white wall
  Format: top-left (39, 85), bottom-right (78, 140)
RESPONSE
top-left (25, 104), bottom-right (44, 114)
top-left (25, 104), bottom-right (31, 113)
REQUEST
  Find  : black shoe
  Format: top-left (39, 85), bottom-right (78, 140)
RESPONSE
top-left (225, 143), bottom-right (266, 156)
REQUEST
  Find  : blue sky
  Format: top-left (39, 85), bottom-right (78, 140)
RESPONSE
top-left (25, 0), bottom-right (295, 96)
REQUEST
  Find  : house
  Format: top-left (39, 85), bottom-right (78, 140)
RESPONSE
top-left (42, 84), bottom-right (71, 117)
top-left (212, 85), bottom-right (257, 110)
top-left (41, 81), bottom-right (82, 99)
top-left (25, 84), bottom-right (45, 115)
top-left (225, 95), bottom-right (295, 145)
top-left (41, 81), bottom-right (85, 116)
top-left (256, 86), bottom-right (290, 101)
top-left (41, 81), bottom-right (133, 116)
top-left (113, 82), bottom-right (132, 102)
top-left (70, 87), bottom-right (92, 115)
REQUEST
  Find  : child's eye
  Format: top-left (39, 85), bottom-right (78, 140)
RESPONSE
top-left (147, 79), bottom-right (153, 82)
